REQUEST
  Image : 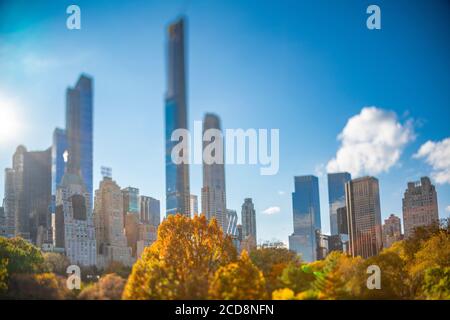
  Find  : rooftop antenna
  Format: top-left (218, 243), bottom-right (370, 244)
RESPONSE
top-left (101, 166), bottom-right (112, 179)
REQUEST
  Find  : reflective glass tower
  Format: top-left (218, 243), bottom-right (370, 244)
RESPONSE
top-left (327, 172), bottom-right (351, 235)
top-left (165, 17), bottom-right (190, 217)
top-left (66, 74), bottom-right (93, 205)
top-left (289, 175), bottom-right (321, 262)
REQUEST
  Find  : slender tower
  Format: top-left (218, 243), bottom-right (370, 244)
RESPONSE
top-left (201, 113), bottom-right (227, 231)
top-left (165, 17), bottom-right (190, 217)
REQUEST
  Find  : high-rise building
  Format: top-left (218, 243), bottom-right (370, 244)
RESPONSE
top-left (327, 172), bottom-right (351, 235)
top-left (66, 74), bottom-right (93, 205)
top-left (226, 209), bottom-right (238, 236)
top-left (402, 177), bottom-right (439, 238)
top-left (289, 175), bottom-right (321, 262)
top-left (345, 176), bottom-right (382, 259)
top-left (241, 198), bottom-right (256, 249)
top-left (9, 145), bottom-right (52, 244)
top-left (201, 113), bottom-right (227, 231)
top-left (2, 168), bottom-right (16, 237)
top-left (122, 187), bottom-right (139, 224)
top-left (382, 214), bottom-right (402, 248)
top-left (165, 17), bottom-right (190, 218)
top-left (190, 194), bottom-right (198, 216)
top-left (94, 176), bottom-right (133, 268)
top-left (140, 196), bottom-right (160, 228)
top-left (51, 128), bottom-right (68, 216)
top-left (136, 223), bottom-right (157, 258)
top-left (55, 160), bottom-right (96, 266)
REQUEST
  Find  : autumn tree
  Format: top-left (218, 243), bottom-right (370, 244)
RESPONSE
top-left (209, 251), bottom-right (266, 299)
top-left (78, 273), bottom-right (125, 300)
top-left (249, 246), bottom-right (300, 294)
top-left (43, 252), bottom-right (71, 275)
top-left (7, 273), bottom-right (71, 299)
top-left (122, 214), bottom-right (237, 299)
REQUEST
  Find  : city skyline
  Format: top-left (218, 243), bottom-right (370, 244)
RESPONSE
top-left (1, 0), bottom-right (449, 246)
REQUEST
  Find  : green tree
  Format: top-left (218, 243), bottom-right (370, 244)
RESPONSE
top-left (209, 251), bottom-right (267, 299)
top-left (123, 214), bottom-right (237, 299)
top-left (0, 237), bottom-right (44, 274)
top-left (422, 267), bottom-right (450, 300)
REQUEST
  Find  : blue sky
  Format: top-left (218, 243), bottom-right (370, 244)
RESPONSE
top-left (0, 0), bottom-right (449, 244)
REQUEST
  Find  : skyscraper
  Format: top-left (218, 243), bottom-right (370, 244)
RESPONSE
top-left (201, 113), bottom-right (227, 231)
top-left (94, 176), bottom-right (133, 268)
top-left (66, 74), bottom-right (93, 205)
top-left (51, 128), bottom-right (68, 215)
top-left (9, 145), bottom-right (52, 244)
top-left (402, 177), bottom-right (439, 238)
top-left (327, 172), bottom-right (351, 235)
top-left (140, 196), bottom-right (160, 228)
top-left (289, 175), bottom-right (321, 262)
top-left (241, 198), bottom-right (256, 249)
top-left (345, 176), bottom-right (382, 259)
top-left (382, 214), bottom-right (402, 248)
top-left (165, 17), bottom-right (190, 217)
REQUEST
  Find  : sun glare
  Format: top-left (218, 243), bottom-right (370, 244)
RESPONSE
top-left (0, 99), bottom-right (21, 144)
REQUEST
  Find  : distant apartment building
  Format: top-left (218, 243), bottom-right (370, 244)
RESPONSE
top-left (190, 194), bottom-right (198, 216)
top-left (55, 171), bottom-right (96, 266)
top-left (140, 196), bottom-right (160, 228)
top-left (402, 177), bottom-right (439, 238)
top-left (241, 198), bottom-right (257, 250)
top-left (289, 175), bottom-right (321, 262)
top-left (382, 214), bottom-right (403, 248)
top-left (345, 176), bottom-right (382, 259)
top-left (94, 176), bottom-right (133, 268)
top-left (2, 168), bottom-right (16, 237)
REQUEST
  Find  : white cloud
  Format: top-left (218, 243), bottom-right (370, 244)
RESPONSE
top-left (277, 190), bottom-right (285, 196)
top-left (262, 206), bottom-right (281, 215)
top-left (327, 107), bottom-right (414, 177)
top-left (414, 138), bottom-right (450, 184)
top-left (446, 205), bottom-right (450, 213)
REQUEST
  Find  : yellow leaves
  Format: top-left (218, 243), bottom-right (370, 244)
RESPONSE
top-left (209, 250), bottom-right (267, 300)
top-left (123, 214), bottom-right (237, 299)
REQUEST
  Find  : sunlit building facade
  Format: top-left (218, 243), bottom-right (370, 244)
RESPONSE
top-left (402, 177), bottom-right (439, 238)
top-left (345, 176), bottom-right (382, 259)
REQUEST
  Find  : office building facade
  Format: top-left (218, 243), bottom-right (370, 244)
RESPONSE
top-left (289, 175), bottom-right (321, 262)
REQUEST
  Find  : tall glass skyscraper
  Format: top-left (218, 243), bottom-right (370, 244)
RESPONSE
top-left (165, 17), bottom-right (190, 217)
top-left (327, 172), bottom-right (351, 235)
top-left (289, 175), bottom-right (321, 262)
top-left (51, 128), bottom-right (68, 213)
top-left (201, 113), bottom-right (227, 231)
top-left (66, 74), bottom-right (93, 205)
